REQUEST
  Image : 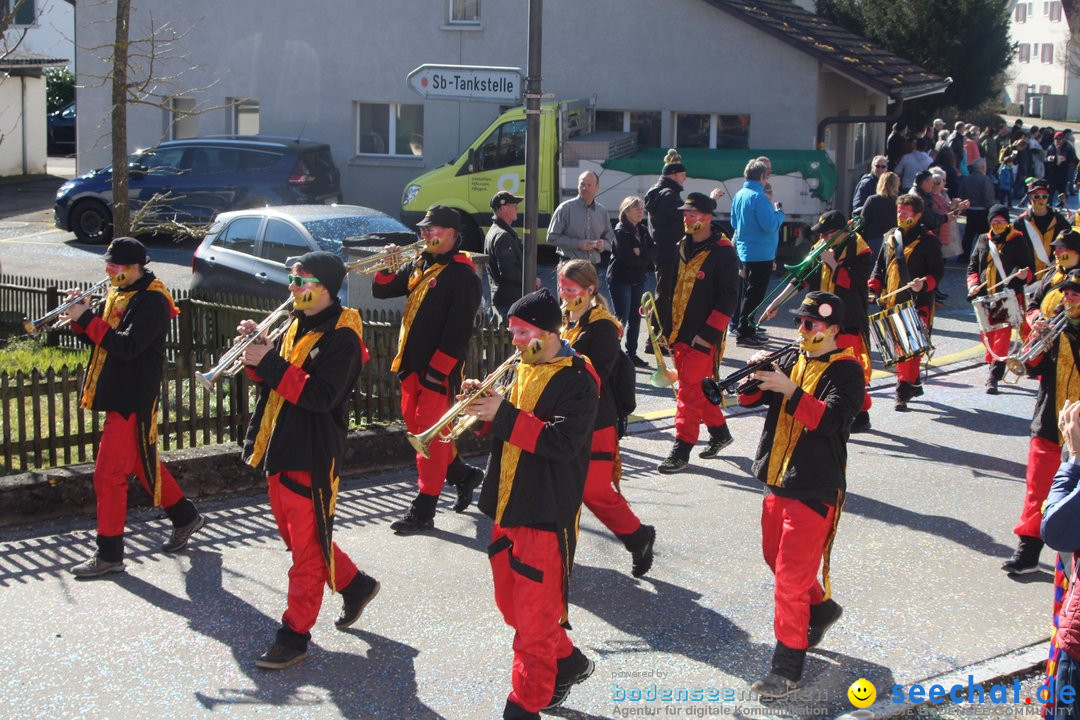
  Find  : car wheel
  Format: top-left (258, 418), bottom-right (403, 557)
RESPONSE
top-left (458, 214), bottom-right (483, 253)
top-left (70, 200), bottom-right (113, 244)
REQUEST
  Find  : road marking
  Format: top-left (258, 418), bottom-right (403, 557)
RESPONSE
top-left (0, 229), bottom-right (69, 243)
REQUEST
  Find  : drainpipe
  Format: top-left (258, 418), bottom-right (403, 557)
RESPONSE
top-left (21, 75), bottom-right (29, 175)
top-left (816, 97), bottom-right (904, 150)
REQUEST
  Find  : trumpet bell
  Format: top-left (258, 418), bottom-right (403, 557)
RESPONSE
top-left (649, 367), bottom-right (677, 388)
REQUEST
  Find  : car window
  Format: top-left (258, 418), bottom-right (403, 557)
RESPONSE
top-left (301, 148), bottom-right (335, 177)
top-left (210, 217), bottom-right (260, 255)
top-left (473, 120), bottom-right (526, 173)
top-left (141, 147), bottom-right (187, 175)
top-left (238, 150), bottom-right (282, 171)
top-left (62, 104), bottom-right (75, 119)
top-left (187, 147), bottom-right (242, 176)
top-left (260, 219), bottom-right (311, 263)
top-left (302, 215), bottom-right (409, 244)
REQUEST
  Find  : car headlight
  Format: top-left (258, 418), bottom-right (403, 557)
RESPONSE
top-left (56, 181), bottom-right (75, 199)
top-left (402, 184), bottom-right (421, 208)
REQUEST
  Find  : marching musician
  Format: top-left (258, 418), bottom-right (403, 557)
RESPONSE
top-left (868, 193), bottom-right (945, 411)
top-left (805, 211), bottom-right (874, 432)
top-left (1015, 178), bottom-right (1069, 275)
top-left (966, 204), bottom-right (1035, 394)
top-left (737, 291), bottom-right (865, 699)
top-left (65, 237), bottom-right (204, 578)
top-left (1028, 228), bottom-right (1080, 324)
top-left (657, 191), bottom-right (740, 474)
top-left (557, 260), bottom-right (656, 578)
top-left (239, 252), bottom-right (379, 669)
top-left (372, 204), bottom-right (483, 534)
top-left (464, 289), bottom-right (599, 719)
top-left (1002, 269), bottom-right (1080, 575)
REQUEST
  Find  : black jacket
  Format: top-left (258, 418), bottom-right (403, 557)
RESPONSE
top-left (1014, 209), bottom-right (1069, 270)
top-left (608, 221), bottom-right (655, 286)
top-left (372, 248), bottom-right (481, 394)
top-left (809, 233), bottom-right (872, 333)
top-left (74, 271), bottom-right (171, 418)
top-left (1027, 324), bottom-right (1080, 444)
top-left (851, 172), bottom-right (876, 214)
top-left (855, 193), bottom-right (898, 250)
top-left (739, 348), bottom-right (864, 503)
top-left (965, 229), bottom-right (1034, 298)
top-left (484, 216), bottom-right (524, 309)
top-left (664, 230), bottom-right (740, 347)
top-left (563, 306), bottom-right (620, 430)
top-left (644, 176), bottom-right (684, 265)
top-left (869, 224), bottom-right (945, 311)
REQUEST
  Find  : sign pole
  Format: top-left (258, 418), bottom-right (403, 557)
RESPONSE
top-left (522, 0), bottom-right (542, 294)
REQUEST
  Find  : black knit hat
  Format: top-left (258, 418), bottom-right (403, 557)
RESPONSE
top-left (677, 192), bottom-right (716, 214)
top-left (988, 204), bottom-right (1011, 223)
top-left (1052, 229), bottom-right (1080, 253)
top-left (791, 291), bottom-right (845, 326)
top-left (508, 288), bottom-right (562, 334)
top-left (294, 251), bottom-right (346, 297)
top-left (103, 236), bottom-right (148, 266)
top-left (662, 161), bottom-right (686, 176)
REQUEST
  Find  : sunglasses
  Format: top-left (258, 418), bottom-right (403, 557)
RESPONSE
top-left (874, 164), bottom-right (887, 169)
top-left (288, 275), bottom-right (321, 287)
top-left (793, 318), bottom-right (823, 331)
top-left (1032, 194), bottom-right (1051, 200)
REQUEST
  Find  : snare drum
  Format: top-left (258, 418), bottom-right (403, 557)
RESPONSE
top-left (868, 300), bottom-right (933, 367)
top-left (972, 290), bottom-right (1023, 333)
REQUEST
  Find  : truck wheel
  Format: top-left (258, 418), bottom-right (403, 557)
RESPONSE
top-left (458, 215), bottom-right (483, 253)
top-left (70, 200), bottom-right (113, 244)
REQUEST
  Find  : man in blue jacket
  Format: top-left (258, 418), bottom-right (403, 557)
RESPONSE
top-left (731, 158), bottom-right (784, 347)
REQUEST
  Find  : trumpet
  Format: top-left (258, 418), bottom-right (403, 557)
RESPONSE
top-left (639, 291), bottom-right (678, 396)
top-left (1004, 311), bottom-right (1069, 382)
top-left (702, 342), bottom-right (800, 405)
top-left (346, 241), bottom-right (424, 275)
top-left (23, 278), bottom-right (110, 336)
top-left (407, 351), bottom-right (521, 459)
top-left (197, 297), bottom-right (296, 389)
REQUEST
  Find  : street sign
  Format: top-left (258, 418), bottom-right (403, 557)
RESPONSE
top-left (407, 64), bottom-right (523, 103)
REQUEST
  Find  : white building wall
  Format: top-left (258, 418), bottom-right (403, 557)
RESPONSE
top-left (0, 74), bottom-right (48, 175)
top-left (74, 0), bottom-right (876, 216)
top-left (9, 0), bottom-right (74, 68)
top-left (1007, 0), bottom-right (1072, 109)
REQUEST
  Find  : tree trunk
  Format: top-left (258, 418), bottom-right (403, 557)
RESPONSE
top-left (110, 0), bottom-right (131, 238)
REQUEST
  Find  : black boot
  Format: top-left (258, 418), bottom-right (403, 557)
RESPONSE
top-left (502, 699), bottom-right (540, 720)
top-left (895, 381), bottom-right (917, 411)
top-left (699, 424), bottom-right (733, 458)
top-left (336, 572), bottom-right (381, 630)
top-left (1001, 536), bottom-right (1044, 574)
top-left (542, 647), bottom-right (595, 710)
top-left (256, 625), bottom-right (310, 670)
top-left (657, 439), bottom-right (693, 474)
top-left (446, 459), bottom-right (485, 514)
top-left (807, 598), bottom-right (843, 648)
top-left (849, 411), bottom-right (871, 433)
top-left (390, 493), bottom-right (437, 535)
top-left (619, 524), bottom-right (656, 578)
top-left (750, 642), bottom-right (805, 700)
top-left (986, 362), bottom-right (1005, 395)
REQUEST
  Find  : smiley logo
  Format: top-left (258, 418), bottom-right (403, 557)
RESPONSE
top-left (848, 678), bottom-right (876, 708)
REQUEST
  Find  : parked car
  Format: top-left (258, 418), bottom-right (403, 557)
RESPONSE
top-left (191, 204), bottom-right (413, 304)
top-left (55, 135), bottom-right (343, 244)
top-left (47, 102), bottom-right (76, 155)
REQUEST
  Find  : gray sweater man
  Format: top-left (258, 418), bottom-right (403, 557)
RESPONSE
top-left (548, 170), bottom-right (615, 265)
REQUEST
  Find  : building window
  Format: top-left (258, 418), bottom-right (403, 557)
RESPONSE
top-left (230, 99), bottom-right (260, 135)
top-left (1019, 44), bottom-right (1031, 63)
top-left (1043, 44), bottom-right (1054, 63)
top-left (852, 122), bottom-right (870, 166)
top-left (169, 97), bottom-right (197, 140)
top-left (675, 113), bottom-right (750, 149)
top-left (1051, 1), bottom-right (1063, 21)
top-left (449, 0), bottom-right (480, 24)
top-left (596, 109), bottom-right (662, 148)
top-left (1015, 3), bottom-right (1027, 22)
top-left (355, 102), bottom-right (424, 157)
top-left (3, 0), bottom-right (36, 25)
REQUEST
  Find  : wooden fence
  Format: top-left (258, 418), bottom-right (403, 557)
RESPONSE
top-left (0, 274), bottom-right (513, 474)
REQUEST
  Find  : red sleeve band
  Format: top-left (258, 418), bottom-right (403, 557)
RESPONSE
top-left (508, 411), bottom-right (545, 453)
top-left (792, 391), bottom-right (826, 430)
top-left (966, 273), bottom-right (979, 288)
top-left (835, 268), bottom-right (850, 289)
top-left (738, 390), bottom-right (763, 407)
top-left (923, 275), bottom-right (937, 293)
top-left (359, 340), bottom-right (371, 365)
top-left (429, 349), bottom-right (458, 376)
top-left (276, 364), bottom-right (309, 404)
top-left (86, 316), bottom-right (110, 345)
top-left (706, 310), bottom-right (731, 333)
top-left (245, 367), bottom-right (263, 383)
top-left (868, 278), bottom-right (883, 293)
top-left (374, 271), bottom-right (396, 286)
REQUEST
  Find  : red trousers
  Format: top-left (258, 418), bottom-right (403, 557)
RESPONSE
top-left (400, 372), bottom-right (456, 497)
top-left (95, 411), bottom-right (186, 536)
top-left (895, 306), bottom-right (932, 385)
top-left (1015, 435), bottom-right (1063, 538)
top-left (673, 342), bottom-right (726, 444)
top-left (583, 426), bottom-right (641, 537)
top-left (761, 493), bottom-right (837, 651)
top-left (268, 471), bottom-right (359, 635)
top-left (836, 331), bottom-right (872, 411)
top-left (490, 523), bottom-right (574, 713)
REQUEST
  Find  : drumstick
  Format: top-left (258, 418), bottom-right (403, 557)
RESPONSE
top-left (970, 267), bottom-right (1029, 297)
top-left (878, 278), bottom-right (922, 301)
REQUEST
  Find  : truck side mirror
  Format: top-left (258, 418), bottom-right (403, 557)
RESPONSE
top-left (467, 148), bottom-right (477, 174)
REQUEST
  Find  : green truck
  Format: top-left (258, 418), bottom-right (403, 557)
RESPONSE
top-left (400, 99), bottom-right (837, 251)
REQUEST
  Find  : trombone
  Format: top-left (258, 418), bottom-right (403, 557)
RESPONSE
top-left (197, 297), bottom-right (296, 389)
top-left (408, 350), bottom-right (521, 459)
top-left (639, 291), bottom-right (678, 397)
top-left (345, 241), bottom-right (424, 275)
top-left (23, 278), bottom-right (110, 336)
top-left (1004, 311), bottom-right (1068, 383)
top-left (753, 215), bottom-right (865, 324)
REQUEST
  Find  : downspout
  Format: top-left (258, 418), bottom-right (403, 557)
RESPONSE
top-left (21, 75), bottom-right (28, 175)
top-left (815, 97), bottom-right (903, 150)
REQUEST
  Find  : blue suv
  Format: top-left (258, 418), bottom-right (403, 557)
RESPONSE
top-left (54, 136), bottom-right (343, 243)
